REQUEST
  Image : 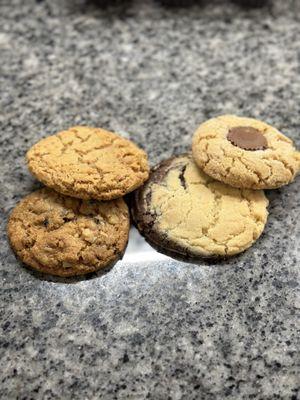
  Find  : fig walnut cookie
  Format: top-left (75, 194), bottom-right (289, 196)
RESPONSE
top-left (132, 154), bottom-right (269, 258)
top-left (7, 188), bottom-right (130, 277)
top-left (192, 115), bottom-right (300, 190)
top-left (27, 126), bottom-right (150, 200)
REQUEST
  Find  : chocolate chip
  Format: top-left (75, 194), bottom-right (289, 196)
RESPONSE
top-left (145, 190), bottom-right (152, 207)
top-left (227, 126), bottom-right (268, 151)
top-left (179, 165), bottom-right (187, 190)
top-left (94, 216), bottom-right (103, 225)
top-left (43, 218), bottom-right (49, 227)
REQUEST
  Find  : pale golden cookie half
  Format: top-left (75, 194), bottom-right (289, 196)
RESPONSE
top-left (27, 126), bottom-right (150, 200)
top-left (192, 115), bottom-right (300, 189)
top-left (132, 154), bottom-right (269, 258)
top-left (7, 188), bottom-right (130, 277)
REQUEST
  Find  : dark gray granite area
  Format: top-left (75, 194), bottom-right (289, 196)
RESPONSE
top-left (0, 0), bottom-right (299, 399)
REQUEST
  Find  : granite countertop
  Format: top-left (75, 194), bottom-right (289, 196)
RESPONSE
top-left (0, 0), bottom-right (299, 399)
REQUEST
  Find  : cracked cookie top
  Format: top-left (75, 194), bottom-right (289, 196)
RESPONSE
top-left (132, 154), bottom-right (269, 258)
top-left (7, 188), bottom-right (130, 277)
top-left (192, 115), bottom-right (300, 189)
top-left (27, 126), bottom-right (150, 200)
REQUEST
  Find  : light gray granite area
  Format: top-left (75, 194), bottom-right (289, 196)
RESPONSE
top-left (0, 0), bottom-right (299, 399)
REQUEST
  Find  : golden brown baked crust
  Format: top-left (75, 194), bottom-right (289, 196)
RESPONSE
top-left (192, 115), bottom-right (300, 189)
top-left (7, 188), bottom-right (130, 277)
top-left (27, 126), bottom-right (150, 200)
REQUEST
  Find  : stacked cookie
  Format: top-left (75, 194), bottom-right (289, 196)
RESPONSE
top-left (8, 126), bottom-right (150, 276)
top-left (132, 115), bottom-right (300, 259)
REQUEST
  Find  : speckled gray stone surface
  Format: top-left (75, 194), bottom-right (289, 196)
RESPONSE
top-left (0, 0), bottom-right (300, 399)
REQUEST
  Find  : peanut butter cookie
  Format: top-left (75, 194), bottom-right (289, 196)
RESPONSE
top-left (7, 188), bottom-right (130, 277)
top-left (132, 154), bottom-right (268, 258)
top-left (192, 115), bottom-right (300, 189)
top-left (27, 126), bottom-right (150, 200)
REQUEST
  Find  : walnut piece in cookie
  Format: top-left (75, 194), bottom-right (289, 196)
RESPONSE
top-left (132, 154), bottom-right (269, 258)
top-left (7, 188), bottom-right (130, 277)
top-left (192, 115), bottom-right (300, 189)
top-left (26, 126), bottom-right (150, 200)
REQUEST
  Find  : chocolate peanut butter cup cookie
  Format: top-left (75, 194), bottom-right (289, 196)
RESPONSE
top-left (7, 188), bottom-right (130, 277)
top-left (27, 126), bottom-right (150, 200)
top-left (132, 154), bottom-right (268, 258)
top-left (192, 115), bottom-right (300, 189)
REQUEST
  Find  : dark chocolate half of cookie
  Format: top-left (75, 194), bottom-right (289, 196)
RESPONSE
top-left (131, 155), bottom-right (204, 260)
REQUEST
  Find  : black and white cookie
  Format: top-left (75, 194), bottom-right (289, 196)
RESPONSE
top-left (132, 154), bottom-right (268, 259)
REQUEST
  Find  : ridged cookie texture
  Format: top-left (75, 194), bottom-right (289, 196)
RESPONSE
top-left (7, 188), bottom-right (130, 277)
top-left (132, 154), bottom-right (269, 258)
top-left (27, 126), bottom-right (150, 200)
top-left (192, 115), bottom-right (300, 189)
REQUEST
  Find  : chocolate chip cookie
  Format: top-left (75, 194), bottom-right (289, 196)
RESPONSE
top-left (7, 188), bottom-right (130, 277)
top-left (27, 126), bottom-right (150, 200)
top-left (192, 115), bottom-right (300, 189)
top-left (132, 154), bottom-right (269, 258)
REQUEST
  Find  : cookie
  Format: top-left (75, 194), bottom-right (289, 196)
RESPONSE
top-left (27, 126), bottom-right (150, 200)
top-left (192, 115), bottom-right (300, 190)
top-left (7, 188), bottom-right (130, 277)
top-left (132, 154), bottom-right (269, 258)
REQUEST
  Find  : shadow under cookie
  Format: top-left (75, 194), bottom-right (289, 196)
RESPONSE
top-left (19, 257), bottom-right (121, 284)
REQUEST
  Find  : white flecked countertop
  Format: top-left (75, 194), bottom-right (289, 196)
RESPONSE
top-left (0, 0), bottom-right (299, 399)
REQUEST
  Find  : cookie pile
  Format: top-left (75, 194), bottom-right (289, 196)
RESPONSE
top-left (132, 115), bottom-right (300, 259)
top-left (8, 116), bottom-right (300, 275)
top-left (8, 126), bottom-right (150, 276)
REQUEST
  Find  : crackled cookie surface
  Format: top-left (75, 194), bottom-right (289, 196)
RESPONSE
top-left (132, 154), bottom-right (268, 258)
top-left (192, 115), bottom-right (300, 189)
top-left (27, 126), bottom-right (150, 200)
top-left (7, 188), bottom-right (130, 277)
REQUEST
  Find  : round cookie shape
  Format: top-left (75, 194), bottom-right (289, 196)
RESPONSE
top-left (192, 115), bottom-right (300, 189)
top-left (132, 154), bottom-right (269, 258)
top-left (27, 126), bottom-right (150, 200)
top-left (7, 188), bottom-right (130, 277)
